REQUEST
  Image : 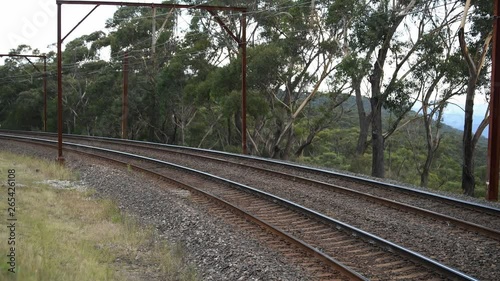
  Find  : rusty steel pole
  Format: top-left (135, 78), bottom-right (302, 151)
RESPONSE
top-left (241, 13), bottom-right (247, 154)
top-left (57, 2), bottom-right (64, 163)
top-left (43, 56), bottom-right (47, 132)
top-left (488, 0), bottom-right (500, 201)
top-left (56, 2), bottom-right (100, 162)
top-left (122, 51), bottom-right (129, 139)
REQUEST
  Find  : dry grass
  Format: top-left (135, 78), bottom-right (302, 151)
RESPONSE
top-left (0, 151), bottom-right (197, 281)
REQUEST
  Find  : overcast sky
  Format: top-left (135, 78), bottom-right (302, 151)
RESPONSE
top-left (0, 0), bottom-right (158, 55)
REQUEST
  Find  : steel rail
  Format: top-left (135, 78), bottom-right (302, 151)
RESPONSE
top-left (0, 133), bottom-right (479, 280)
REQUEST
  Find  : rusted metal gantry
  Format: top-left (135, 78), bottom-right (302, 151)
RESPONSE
top-left (488, 0), bottom-right (500, 202)
top-left (56, 0), bottom-right (248, 163)
top-left (0, 54), bottom-right (47, 132)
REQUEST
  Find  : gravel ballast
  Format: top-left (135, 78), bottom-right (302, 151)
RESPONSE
top-left (0, 140), bottom-right (310, 281)
top-left (65, 138), bottom-right (500, 281)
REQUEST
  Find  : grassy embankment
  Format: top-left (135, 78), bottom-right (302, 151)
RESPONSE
top-left (0, 151), bottom-right (197, 281)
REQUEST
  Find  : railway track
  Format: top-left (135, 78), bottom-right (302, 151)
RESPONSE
top-left (103, 138), bottom-right (500, 237)
top-left (0, 132), bottom-right (480, 280)
top-left (10, 131), bottom-right (500, 226)
top-left (8, 131), bottom-right (499, 234)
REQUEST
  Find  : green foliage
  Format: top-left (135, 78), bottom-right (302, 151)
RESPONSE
top-left (466, 0), bottom-right (493, 45)
top-left (336, 54), bottom-right (371, 81)
top-left (247, 43), bottom-right (285, 90)
top-left (4, 89), bottom-right (43, 130)
top-left (63, 32), bottom-right (108, 66)
top-left (353, 3), bottom-right (393, 50)
top-left (326, 0), bottom-right (360, 26)
top-left (383, 79), bottom-right (417, 116)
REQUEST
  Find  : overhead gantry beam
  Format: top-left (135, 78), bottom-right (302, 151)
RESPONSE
top-left (57, 1), bottom-right (246, 12)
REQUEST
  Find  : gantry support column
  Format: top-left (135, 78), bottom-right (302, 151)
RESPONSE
top-left (487, 0), bottom-right (500, 201)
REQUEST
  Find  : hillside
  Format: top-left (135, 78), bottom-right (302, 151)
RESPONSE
top-left (297, 95), bottom-right (488, 197)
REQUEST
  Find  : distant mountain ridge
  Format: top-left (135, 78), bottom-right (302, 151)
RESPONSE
top-left (442, 102), bottom-right (489, 138)
top-left (334, 95), bottom-right (489, 139)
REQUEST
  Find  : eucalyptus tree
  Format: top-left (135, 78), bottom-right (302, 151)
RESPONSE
top-left (413, 27), bottom-right (466, 187)
top-left (0, 45), bottom-right (46, 130)
top-left (156, 14), bottom-right (221, 145)
top-left (330, 0), bottom-right (462, 178)
top-left (237, 0), bottom-right (349, 159)
top-left (61, 32), bottom-right (119, 135)
top-left (105, 5), bottom-right (178, 141)
top-left (458, 0), bottom-right (493, 196)
top-left (326, 0), bottom-right (371, 158)
top-left (293, 90), bottom-right (349, 157)
top-left (182, 0), bottom-right (350, 158)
